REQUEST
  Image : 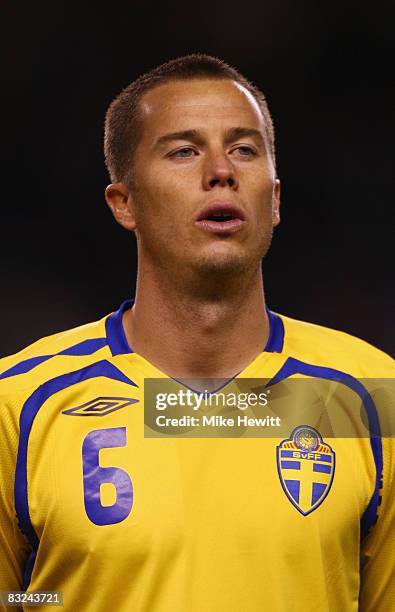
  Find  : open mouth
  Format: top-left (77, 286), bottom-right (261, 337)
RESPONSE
top-left (195, 203), bottom-right (246, 234)
top-left (206, 212), bottom-right (237, 222)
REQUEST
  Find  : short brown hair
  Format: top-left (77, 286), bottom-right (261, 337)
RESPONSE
top-left (104, 54), bottom-right (275, 184)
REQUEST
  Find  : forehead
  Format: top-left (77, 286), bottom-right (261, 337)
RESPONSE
top-left (138, 79), bottom-right (265, 139)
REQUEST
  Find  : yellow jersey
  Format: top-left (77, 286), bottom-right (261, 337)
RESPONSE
top-left (0, 300), bottom-right (394, 611)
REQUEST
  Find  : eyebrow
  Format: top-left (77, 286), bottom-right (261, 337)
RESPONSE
top-left (223, 127), bottom-right (265, 145)
top-left (154, 127), bottom-right (265, 148)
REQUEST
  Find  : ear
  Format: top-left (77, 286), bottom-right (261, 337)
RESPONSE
top-left (272, 178), bottom-right (281, 227)
top-left (105, 182), bottom-right (137, 232)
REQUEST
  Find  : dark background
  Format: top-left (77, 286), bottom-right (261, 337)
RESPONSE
top-left (1, 1), bottom-right (394, 357)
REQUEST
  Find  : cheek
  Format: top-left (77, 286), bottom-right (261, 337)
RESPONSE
top-left (133, 177), bottom-right (184, 240)
top-left (242, 163), bottom-right (274, 194)
top-left (247, 182), bottom-right (276, 235)
top-left (143, 175), bottom-right (192, 224)
top-left (251, 179), bottom-right (275, 214)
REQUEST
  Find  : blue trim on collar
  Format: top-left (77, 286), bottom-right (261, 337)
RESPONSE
top-left (105, 300), bottom-right (134, 356)
top-left (106, 301), bottom-right (284, 356)
top-left (264, 309), bottom-right (285, 353)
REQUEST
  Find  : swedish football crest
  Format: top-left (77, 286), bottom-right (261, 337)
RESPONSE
top-left (277, 426), bottom-right (335, 515)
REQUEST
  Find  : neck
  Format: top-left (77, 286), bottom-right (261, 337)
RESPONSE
top-left (123, 258), bottom-right (269, 379)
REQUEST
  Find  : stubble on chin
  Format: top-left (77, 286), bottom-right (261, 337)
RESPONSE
top-left (194, 251), bottom-right (252, 277)
top-left (194, 229), bottom-right (273, 276)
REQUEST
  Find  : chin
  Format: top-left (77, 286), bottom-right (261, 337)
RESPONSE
top-left (193, 250), bottom-right (254, 276)
top-left (194, 240), bottom-right (270, 274)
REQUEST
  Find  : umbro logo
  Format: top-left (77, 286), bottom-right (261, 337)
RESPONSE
top-left (62, 396), bottom-right (139, 417)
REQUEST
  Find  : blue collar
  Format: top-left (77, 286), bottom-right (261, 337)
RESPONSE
top-left (105, 299), bottom-right (284, 356)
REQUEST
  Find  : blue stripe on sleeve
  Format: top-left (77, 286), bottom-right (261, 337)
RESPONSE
top-left (0, 338), bottom-right (108, 380)
top-left (267, 356), bottom-right (383, 538)
top-left (15, 359), bottom-right (138, 589)
top-left (22, 551), bottom-right (37, 591)
top-left (0, 355), bottom-right (50, 378)
top-left (59, 338), bottom-right (107, 356)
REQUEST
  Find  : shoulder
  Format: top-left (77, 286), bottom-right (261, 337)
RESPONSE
top-left (277, 312), bottom-right (394, 377)
top-left (0, 314), bottom-right (112, 399)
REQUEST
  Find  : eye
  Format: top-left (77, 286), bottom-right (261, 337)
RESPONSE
top-left (233, 145), bottom-right (256, 157)
top-left (171, 147), bottom-right (197, 158)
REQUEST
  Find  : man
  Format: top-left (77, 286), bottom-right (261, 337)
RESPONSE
top-left (0, 54), bottom-right (394, 611)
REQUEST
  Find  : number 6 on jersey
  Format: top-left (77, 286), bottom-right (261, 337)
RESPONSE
top-left (82, 427), bottom-right (133, 525)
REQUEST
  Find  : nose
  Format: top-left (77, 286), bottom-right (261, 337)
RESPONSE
top-left (202, 151), bottom-right (238, 191)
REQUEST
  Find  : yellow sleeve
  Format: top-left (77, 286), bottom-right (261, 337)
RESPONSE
top-left (0, 393), bottom-right (31, 607)
top-left (360, 387), bottom-right (395, 611)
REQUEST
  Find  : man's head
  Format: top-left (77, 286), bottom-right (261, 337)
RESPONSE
top-left (104, 54), bottom-right (280, 289)
top-left (104, 54), bottom-right (276, 185)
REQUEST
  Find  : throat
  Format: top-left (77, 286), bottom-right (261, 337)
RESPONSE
top-left (124, 281), bottom-right (269, 379)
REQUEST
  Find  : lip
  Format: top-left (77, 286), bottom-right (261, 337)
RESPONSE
top-left (196, 202), bottom-right (246, 222)
top-left (195, 201), bottom-right (246, 235)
